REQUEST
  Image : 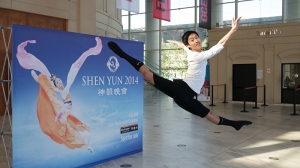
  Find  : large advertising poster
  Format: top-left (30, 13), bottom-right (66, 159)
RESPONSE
top-left (12, 24), bottom-right (144, 168)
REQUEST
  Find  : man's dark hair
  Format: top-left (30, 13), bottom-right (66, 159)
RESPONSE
top-left (182, 31), bottom-right (199, 46)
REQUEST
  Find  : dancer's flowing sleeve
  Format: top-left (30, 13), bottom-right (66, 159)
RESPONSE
top-left (62, 37), bottom-right (103, 99)
top-left (16, 40), bottom-right (51, 78)
top-left (17, 40), bottom-right (60, 92)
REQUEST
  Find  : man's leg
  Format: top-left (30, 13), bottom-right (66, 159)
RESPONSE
top-left (139, 65), bottom-right (155, 85)
top-left (174, 82), bottom-right (252, 131)
top-left (108, 41), bottom-right (154, 83)
top-left (175, 98), bottom-right (252, 131)
top-left (108, 41), bottom-right (252, 131)
top-left (205, 111), bottom-right (252, 131)
top-left (108, 41), bottom-right (180, 98)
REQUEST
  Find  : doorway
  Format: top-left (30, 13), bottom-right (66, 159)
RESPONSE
top-left (232, 64), bottom-right (256, 101)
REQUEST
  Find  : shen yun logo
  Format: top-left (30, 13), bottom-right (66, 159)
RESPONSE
top-left (107, 56), bottom-right (120, 73)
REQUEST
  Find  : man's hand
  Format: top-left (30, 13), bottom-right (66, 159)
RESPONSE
top-left (166, 40), bottom-right (177, 44)
top-left (231, 16), bottom-right (241, 32)
top-left (218, 16), bottom-right (241, 46)
top-left (166, 40), bottom-right (185, 49)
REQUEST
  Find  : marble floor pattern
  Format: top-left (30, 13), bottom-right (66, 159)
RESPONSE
top-left (1, 89), bottom-right (300, 168)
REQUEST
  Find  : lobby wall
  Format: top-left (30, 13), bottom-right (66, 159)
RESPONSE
top-left (209, 22), bottom-right (300, 104)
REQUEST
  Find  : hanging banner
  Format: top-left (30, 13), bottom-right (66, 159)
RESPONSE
top-left (116, 0), bottom-right (140, 13)
top-left (153, 0), bottom-right (171, 21)
top-left (12, 24), bottom-right (144, 168)
top-left (199, 0), bottom-right (211, 30)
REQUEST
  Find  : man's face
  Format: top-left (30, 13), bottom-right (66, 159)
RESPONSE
top-left (187, 33), bottom-right (202, 52)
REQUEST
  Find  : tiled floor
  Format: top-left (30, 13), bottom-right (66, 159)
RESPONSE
top-left (1, 90), bottom-right (300, 168)
top-left (92, 90), bottom-right (300, 168)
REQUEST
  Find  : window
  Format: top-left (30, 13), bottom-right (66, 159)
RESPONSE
top-left (282, 64), bottom-right (300, 89)
top-left (216, 0), bottom-right (282, 27)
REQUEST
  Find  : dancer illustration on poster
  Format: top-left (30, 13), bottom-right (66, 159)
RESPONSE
top-left (16, 37), bottom-right (103, 153)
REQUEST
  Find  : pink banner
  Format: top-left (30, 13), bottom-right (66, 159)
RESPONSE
top-left (153, 0), bottom-right (170, 21)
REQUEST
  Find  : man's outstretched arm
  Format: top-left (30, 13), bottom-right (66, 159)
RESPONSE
top-left (218, 17), bottom-right (241, 46)
top-left (166, 40), bottom-right (185, 49)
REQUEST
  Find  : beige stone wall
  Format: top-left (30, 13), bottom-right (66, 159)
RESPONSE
top-left (0, 0), bottom-right (123, 37)
top-left (209, 22), bottom-right (300, 104)
top-left (96, 0), bottom-right (122, 38)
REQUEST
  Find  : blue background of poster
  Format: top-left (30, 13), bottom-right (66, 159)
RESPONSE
top-left (12, 24), bottom-right (144, 168)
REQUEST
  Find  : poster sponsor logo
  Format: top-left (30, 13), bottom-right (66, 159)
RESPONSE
top-left (107, 56), bottom-right (120, 72)
top-left (120, 124), bottom-right (138, 134)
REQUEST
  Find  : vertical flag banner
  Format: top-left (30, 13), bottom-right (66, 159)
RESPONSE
top-left (116, 0), bottom-right (140, 13)
top-left (153, 0), bottom-right (171, 21)
top-left (198, 64), bottom-right (210, 102)
top-left (199, 0), bottom-right (211, 30)
top-left (12, 24), bottom-right (144, 168)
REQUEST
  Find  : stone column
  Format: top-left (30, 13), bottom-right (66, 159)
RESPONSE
top-left (264, 45), bottom-right (274, 103)
top-left (211, 0), bottom-right (223, 28)
top-left (283, 0), bottom-right (300, 23)
top-left (217, 48), bottom-right (227, 100)
top-left (145, 0), bottom-right (160, 74)
top-left (78, 0), bottom-right (97, 35)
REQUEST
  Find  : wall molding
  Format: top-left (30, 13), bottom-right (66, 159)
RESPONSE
top-left (277, 49), bottom-right (300, 60)
top-left (229, 50), bottom-right (260, 60)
